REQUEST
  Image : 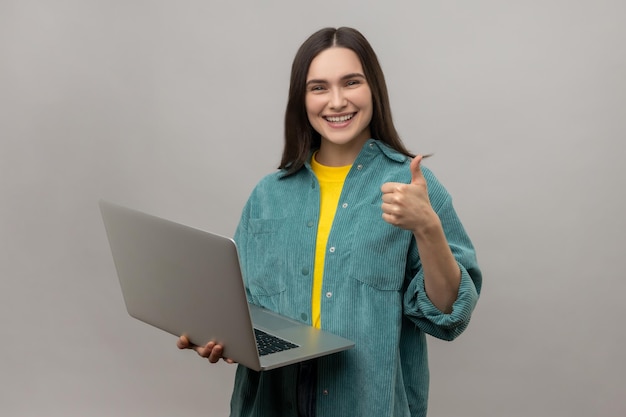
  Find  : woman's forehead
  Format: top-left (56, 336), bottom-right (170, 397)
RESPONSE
top-left (306, 47), bottom-right (364, 81)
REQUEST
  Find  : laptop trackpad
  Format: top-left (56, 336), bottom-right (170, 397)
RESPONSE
top-left (249, 304), bottom-right (301, 331)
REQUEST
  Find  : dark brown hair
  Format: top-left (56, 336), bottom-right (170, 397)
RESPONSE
top-left (279, 27), bottom-right (414, 175)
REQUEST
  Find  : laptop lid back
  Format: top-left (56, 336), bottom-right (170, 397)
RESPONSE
top-left (99, 200), bottom-right (261, 370)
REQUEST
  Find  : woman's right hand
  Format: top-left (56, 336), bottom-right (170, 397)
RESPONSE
top-left (176, 335), bottom-right (236, 364)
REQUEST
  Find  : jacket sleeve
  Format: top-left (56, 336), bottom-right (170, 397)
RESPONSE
top-left (403, 171), bottom-right (482, 341)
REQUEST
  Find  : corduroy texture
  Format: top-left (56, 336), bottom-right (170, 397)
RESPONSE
top-left (230, 139), bottom-right (482, 417)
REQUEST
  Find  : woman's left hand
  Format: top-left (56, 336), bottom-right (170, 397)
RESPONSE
top-left (380, 155), bottom-right (437, 233)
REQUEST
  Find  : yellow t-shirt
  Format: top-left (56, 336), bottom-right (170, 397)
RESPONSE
top-left (310, 153), bottom-right (351, 328)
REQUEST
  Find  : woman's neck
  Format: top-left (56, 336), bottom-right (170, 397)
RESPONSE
top-left (315, 137), bottom-right (368, 167)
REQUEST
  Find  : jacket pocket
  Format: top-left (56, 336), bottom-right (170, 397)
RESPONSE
top-left (245, 218), bottom-right (289, 305)
top-left (348, 204), bottom-right (411, 291)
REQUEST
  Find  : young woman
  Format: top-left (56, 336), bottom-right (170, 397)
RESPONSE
top-left (178, 27), bottom-right (482, 417)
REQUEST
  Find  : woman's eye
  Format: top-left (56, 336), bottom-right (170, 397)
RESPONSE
top-left (346, 80), bottom-right (360, 87)
top-left (310, 85), bottom-right (325, 92)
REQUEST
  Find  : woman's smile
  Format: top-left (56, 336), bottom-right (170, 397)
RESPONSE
top-left (324, 112), bottom-right (356, 124)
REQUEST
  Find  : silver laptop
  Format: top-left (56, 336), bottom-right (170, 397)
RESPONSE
top-left (99, 200), bottom-right (354, 371)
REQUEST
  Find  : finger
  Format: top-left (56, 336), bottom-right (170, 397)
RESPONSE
top-left (193, 340), bottom-right (213, 357)
top-left (410, 155), bottom-right (425, 185)
top-left (381, 182), bottom-right (404, 194)
top-left (381, 193), bottom-right (395, 204)
top-left (177, 335), bottom-right (191, 349)
top-left (381, 200), bottom-right (401, 212)
top-left (381, 211), bottom-right (400, 227)
top-left (208, 344), bottom-right (224, 363)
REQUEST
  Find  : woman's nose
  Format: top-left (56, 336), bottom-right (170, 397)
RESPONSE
top-left (329, 88), bottom-right (347, 110)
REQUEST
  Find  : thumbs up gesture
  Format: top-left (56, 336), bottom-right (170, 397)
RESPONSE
top-left (381, 155), bottom-right (434, 233)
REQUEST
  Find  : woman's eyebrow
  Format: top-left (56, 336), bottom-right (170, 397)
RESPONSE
top-left (306, 73), bottom-right (366, 86)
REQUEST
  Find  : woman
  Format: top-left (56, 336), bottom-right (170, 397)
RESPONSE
top-left (179, 27), bottom-right (482, 417)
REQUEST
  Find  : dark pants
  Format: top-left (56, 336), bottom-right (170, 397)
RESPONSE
top-left (296, 359), bottom-right (317, 417)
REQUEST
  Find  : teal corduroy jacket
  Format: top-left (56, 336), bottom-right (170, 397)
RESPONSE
top-left (230, 139), bottom-right (482, 417)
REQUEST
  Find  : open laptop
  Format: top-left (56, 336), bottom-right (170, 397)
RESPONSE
top-left (99, 200), bottom-right (354, 371)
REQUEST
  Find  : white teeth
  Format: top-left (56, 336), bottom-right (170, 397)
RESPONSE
top-left (326, 113), bottom-right (354, 123)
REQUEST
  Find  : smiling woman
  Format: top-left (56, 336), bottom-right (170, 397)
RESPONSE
top-left (177, 26), bottom-right (482, 417)
top-left (280, 27), bottom-right (414, 176)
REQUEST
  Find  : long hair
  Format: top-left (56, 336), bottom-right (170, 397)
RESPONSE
top-left (280, 27), bottom-right (413, 175)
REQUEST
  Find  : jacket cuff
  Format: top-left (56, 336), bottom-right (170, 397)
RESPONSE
top-left (404, 263), bottom-right (479, 341)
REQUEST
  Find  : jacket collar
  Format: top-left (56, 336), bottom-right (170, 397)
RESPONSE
top-left (281, 139), bottom-right (408, 178)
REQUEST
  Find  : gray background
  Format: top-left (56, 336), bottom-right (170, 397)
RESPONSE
top-left (1, 0), bottom-right (624, 416)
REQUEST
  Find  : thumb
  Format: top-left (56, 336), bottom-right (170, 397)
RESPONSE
top-left (410, 154), bottom-right (425, 184)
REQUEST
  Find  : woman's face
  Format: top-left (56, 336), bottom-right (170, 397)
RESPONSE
top-left (305, 47), bottom-right (373, 161)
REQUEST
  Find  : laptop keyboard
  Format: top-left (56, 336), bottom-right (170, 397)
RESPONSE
top-left (254, 328), bottom-right (299, 356)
